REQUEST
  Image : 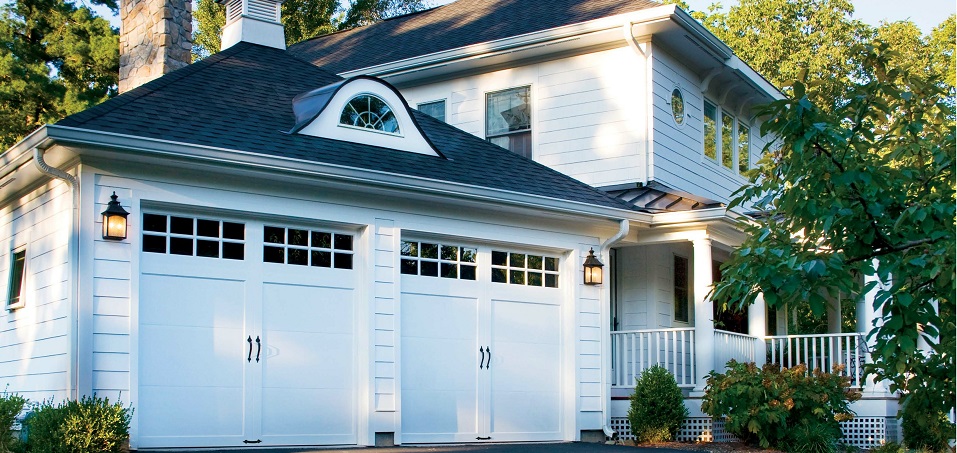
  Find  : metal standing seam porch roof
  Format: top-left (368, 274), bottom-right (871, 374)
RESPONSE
top-left (54, 42), bottom-right (636, 212)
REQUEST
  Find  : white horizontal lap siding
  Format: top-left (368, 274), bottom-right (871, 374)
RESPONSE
top-left (91, 184), bottom-right (132, 403)
top-left (400, 46), bottom-right (648, 187)
top-left (650, 48), bottom-right (749, 203)
top-left (578, 246), bottom-right (602, 427)
top-left (373, 219), bottom-right (397, 418)
top-left (0, 180), bottom-right (73, 403)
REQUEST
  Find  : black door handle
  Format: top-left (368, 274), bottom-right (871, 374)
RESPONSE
top-left (247, 336), bottom-right (252, 362)
top-left (485, 346), bottom-right (490, 369)
top-left (255, 336), bottom-right (261, 363)
top-left (479, 346), bottom-right (485, 369)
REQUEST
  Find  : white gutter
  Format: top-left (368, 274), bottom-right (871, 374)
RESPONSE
top-left (598, 219), bottom-right (630, 439)
top-left (32, 147), bottom-right (80, 401)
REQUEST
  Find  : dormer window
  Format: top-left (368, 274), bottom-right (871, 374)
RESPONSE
top-left (339, 94), bottom-right (400, 134)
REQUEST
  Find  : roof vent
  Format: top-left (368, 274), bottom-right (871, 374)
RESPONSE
top-left (217, 0), bottom-right (285, 50)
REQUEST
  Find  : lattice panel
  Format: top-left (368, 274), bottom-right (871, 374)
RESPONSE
top-left (840, 417), bottom-right (887, 448)
top-left (609, 417), bottom-right (635, 441)
top-left (711, 419), bottom-right (737, 442)
top-left (677, 417), bottom-right (714, 442)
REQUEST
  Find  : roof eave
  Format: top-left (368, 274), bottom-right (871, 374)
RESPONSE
top-left (41, 125), bottom-right (652, 223)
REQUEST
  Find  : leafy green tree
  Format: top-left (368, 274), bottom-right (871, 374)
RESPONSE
top-left (712, 43), bottom-right (955, 432)
top-left (192, 0), bottom-right (428, 59)
top-left (0, 0), bottom-right (118, 149)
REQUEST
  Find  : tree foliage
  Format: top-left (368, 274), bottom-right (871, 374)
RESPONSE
top-left (192, 0), bottom-right (429, 59)
top-left (711, 43), bottom-right (955, 429)
top-left (0, 0), bottom-right (118, 149)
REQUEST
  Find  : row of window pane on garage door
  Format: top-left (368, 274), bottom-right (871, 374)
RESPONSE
top-left (400, 240), bottom-right (559, 288)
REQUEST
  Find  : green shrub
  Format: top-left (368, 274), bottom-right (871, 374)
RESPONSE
top-left (0, 392), bottom-right (26, 453)
top-left (701, 360), bottom-right (861, 449)
top-left (24, 395), bottom-right (132, 453)
top-left (787, 420), bottom-right (840, 453)
top-left (901, 403), bottom-right (953, 453)
top-left (868, 442), bottom-right (905, 453)
top-left (627, 365), bottom-right (689, 443)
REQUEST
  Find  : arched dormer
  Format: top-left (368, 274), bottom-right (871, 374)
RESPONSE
top-left (290, 76), bottom-right (443, 157)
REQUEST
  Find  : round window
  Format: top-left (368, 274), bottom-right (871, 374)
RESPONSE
top-left (671, 88), bottom-right (685, 126)
top-left (339, 94), bottom-right (400, 133)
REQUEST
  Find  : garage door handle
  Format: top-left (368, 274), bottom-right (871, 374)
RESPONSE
top-left (247, 336), bottom-right (253, 362)
top-left (479, 347), bottom-right (485, 369)
top-left (485, 346), bottom-right (491, 369)
top-left (255, 336), bottom-right (261, 363)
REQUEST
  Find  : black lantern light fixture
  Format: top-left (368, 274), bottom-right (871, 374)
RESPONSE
top-left (583, 247), bottom-right (603, 285)
top-left (101, 192), bottom-right (130, 240)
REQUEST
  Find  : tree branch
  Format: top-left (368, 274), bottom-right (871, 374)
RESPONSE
top-left (846, 237), bottom-right (941, 264)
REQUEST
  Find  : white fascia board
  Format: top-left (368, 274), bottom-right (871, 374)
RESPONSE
top-left (727, 57), bottom-right (786, 100)
top-left (41, 125), bottom-right (653, 223)
top-left (338, 5), bottom-right (681, 78)
top-left (0, 126), bottom-right (50, 175)
top-left (649, 207), bottom-right (745, 228)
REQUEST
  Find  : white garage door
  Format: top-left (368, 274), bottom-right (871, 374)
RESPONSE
top-left (137, 214), bottom-right (357, 448)
top-left (400, 241), bottom-right (563, 443)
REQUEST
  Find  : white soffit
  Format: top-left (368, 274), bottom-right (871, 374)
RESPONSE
top-left (295, 77), bottom-right (440, 157)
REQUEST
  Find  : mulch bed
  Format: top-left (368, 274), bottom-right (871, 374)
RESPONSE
top-left (612, 440), bottom-right (782, 453)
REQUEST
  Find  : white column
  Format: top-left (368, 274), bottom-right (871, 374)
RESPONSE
top-left (827, 294), bottom-right (842, 333)
top-left (859, 260), bottom-right (885, 392)
top-left (748, 293), bottom-right (767, 366)
top-left (692, 238), bottom-right (714, 392)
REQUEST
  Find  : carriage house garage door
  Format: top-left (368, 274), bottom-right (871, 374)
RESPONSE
top-left (136, 213), bottom-right (358, 448)
top-left (400, 240), bottom-right (563, 443)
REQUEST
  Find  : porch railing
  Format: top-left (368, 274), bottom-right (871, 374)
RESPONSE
top-left (611, 328), bottom-right (695, 388)
top-left (713, 329), bottom-right (758, 371)
top-left (765, 333), bottom-right (867, 388)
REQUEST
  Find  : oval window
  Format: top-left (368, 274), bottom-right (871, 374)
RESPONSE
top-left (339, 94), bottom-right (400, 134)
top-left (671, 88), bottom-right (685, 126)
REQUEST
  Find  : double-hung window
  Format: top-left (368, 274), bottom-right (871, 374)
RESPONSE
top-left (7, 248), bottom-right (26, 309)
top-left (486, 86), bottom-right (531, 158)
top-left (417, 100), bottom-right (446, 122)
top-left (703, 100), bottom-right (750, 176)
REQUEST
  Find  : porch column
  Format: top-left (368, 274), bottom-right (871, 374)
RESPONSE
top-left (692, 238), bottom-right (714, 392)
top-left (827, 294), bottom-right (842, 333)
top-left (748, 293), bottom-right (767, 366)
top-left (858, 260), bottom-right (885, 392)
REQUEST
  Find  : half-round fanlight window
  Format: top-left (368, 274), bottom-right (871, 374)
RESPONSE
top-left (339, 94), bottom-right (400, 134)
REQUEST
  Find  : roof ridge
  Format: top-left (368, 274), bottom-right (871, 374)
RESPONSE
top-left (289, 2), bottom-right (450, 50)
top-left (59, 44), bottom-right (256, 128)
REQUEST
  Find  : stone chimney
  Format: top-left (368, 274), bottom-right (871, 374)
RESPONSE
top-left (119, 0), bottom-right (193, 93)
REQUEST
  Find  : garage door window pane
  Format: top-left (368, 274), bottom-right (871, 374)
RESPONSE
top-left (491, 251), bottom-right (507, 266)
top-left (264, 227), bottom-right (285, 244)
top-left (401, 259), bottom-right (418, 274)
top-left (196, 239), bottom-right (219, 258)
top-left (288, 229), bottom-right (308, 246)
top-left (264, 246), bottom-right (284, 263)
top-left (288, 248), bottom-right (308, 265)
top-left (420, 261), bottom-right (438, 276)
top-left (334, 253), bottom-right (352, 269)
top-left (170, 217), bottom-right (193, 235)
top-left (265, 226), bottom-right (354, 269)
top-left (401, 241), bottom-right (418, 257)
top-left (223, 222), bottom-right (244, 240)
top-left (143, 235), bottom-right (166, 253)
top-left (492, 249), bottom-right (559, 287)
top-left (223, 242), bottom-right (244, 260)
top-left (170, 237), bottom-right (192, 256)
top-left (460, 265), bottom-right (476, 280)
top-left (401, 240), bottom-right (474, 279)
top-left (143, 214), bottom-right (167, 233)
top-left (197, 219), bottom-right (219, 238)
top-left (312, 250), bottom-right (332, 267)
top-left (420, 243), bottom-right (438, 259)
top-left (492, 268), bottom-right (507, 283)
top-left (334, 234), bottom-right (353, 251)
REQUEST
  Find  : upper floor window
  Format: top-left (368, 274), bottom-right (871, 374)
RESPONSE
top-left (340, 94), bottom-right (399, 134)
top-left (486, 86), bottom-right (531, 159)
top-left (671, 88), bottom-right (685, 126)
top-left (417, 100), bottom-right (446, 122)
top-left (7, 248), bottom-right (26, 309)
top-left (703, 100), bottom-right (750, 176)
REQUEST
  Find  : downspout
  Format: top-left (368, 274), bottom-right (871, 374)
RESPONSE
top-left (600, 219), bottom-right (629, 439)
top-left (33, 147), bottom-right (80, 400)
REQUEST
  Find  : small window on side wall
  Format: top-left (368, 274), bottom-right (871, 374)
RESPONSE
top-left (8, 248), bottom-right (26, 309)
top-left (417, 100), bottom-right (446, 122)
top-left (671, 88), bottom-right (685, 126)
top-left (703, 101), bottom-right (717, 161)
top-left (486, 86), bottom-right (531, 159)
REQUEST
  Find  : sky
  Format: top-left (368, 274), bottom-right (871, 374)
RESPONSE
top-left (89, 0), bottom-right (954, 34)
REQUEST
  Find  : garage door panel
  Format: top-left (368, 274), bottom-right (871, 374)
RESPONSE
top-left (140, 274), bottom-right (245, 329)
top-left (261, 387), bottom-right (354, 437)
top-left (400, 292), bottom-right (477, 340)
top-left (401, 389), bottom-right (480, 437)
top-left (490, 389), bottom-right (561, 435)
top-left (262, 284), bottom-right (353, 334)
top-left (139, 324), bottom-right (244, 387)
top-left (138, 385), bottom-right (245, 438)
top-left (261, 330), bottom-right (352, 388)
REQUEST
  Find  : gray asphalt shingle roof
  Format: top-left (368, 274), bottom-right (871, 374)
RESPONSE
top-left (57, 42), bottom-right (634, 211)
top-left (287, 0), bottom-right (660, 74)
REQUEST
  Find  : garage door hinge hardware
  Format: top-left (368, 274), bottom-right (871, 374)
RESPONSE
top-left (243, 439), bottom-right (262, 444)
top-left (476, 437), bottom-right (491, 440)
top-left (255, 336), bottom-right (261, 363)
top-left (247, 336), bottom-right (253, 362)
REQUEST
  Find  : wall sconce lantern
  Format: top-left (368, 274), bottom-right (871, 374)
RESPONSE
top-left (583, 247), bottom-right (603, 285)
top-left (101, 192), bottom-right (129, 240)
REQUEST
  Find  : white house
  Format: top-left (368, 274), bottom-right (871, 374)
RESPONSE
top-left (0, 0), bottom-right (898, 449)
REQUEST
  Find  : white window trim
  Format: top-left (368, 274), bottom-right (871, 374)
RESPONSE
top-left (337, 92), bottom-right (404, 137)
top-left (416, 99), bottom-right (448, 123)
top-left (484, 84), bottom-right (534, 159)
top-left (7, 245), bottom-right (28, 311)
top-left (702, 98), bottom-right (752, 178)
top-left (669, 85), bottom-right (686, 128)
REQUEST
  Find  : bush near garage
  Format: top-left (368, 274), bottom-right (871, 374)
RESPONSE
top-left (701, 360), bottom-right (860, 450)
top-left (627, 364), bottom-right (689, 442)
top-left (22, 395), bottom-right (132, 453)
top-left (0, 392), bottom-right (26, 453)
top-left (901, 401), bottom-right (954, 453)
